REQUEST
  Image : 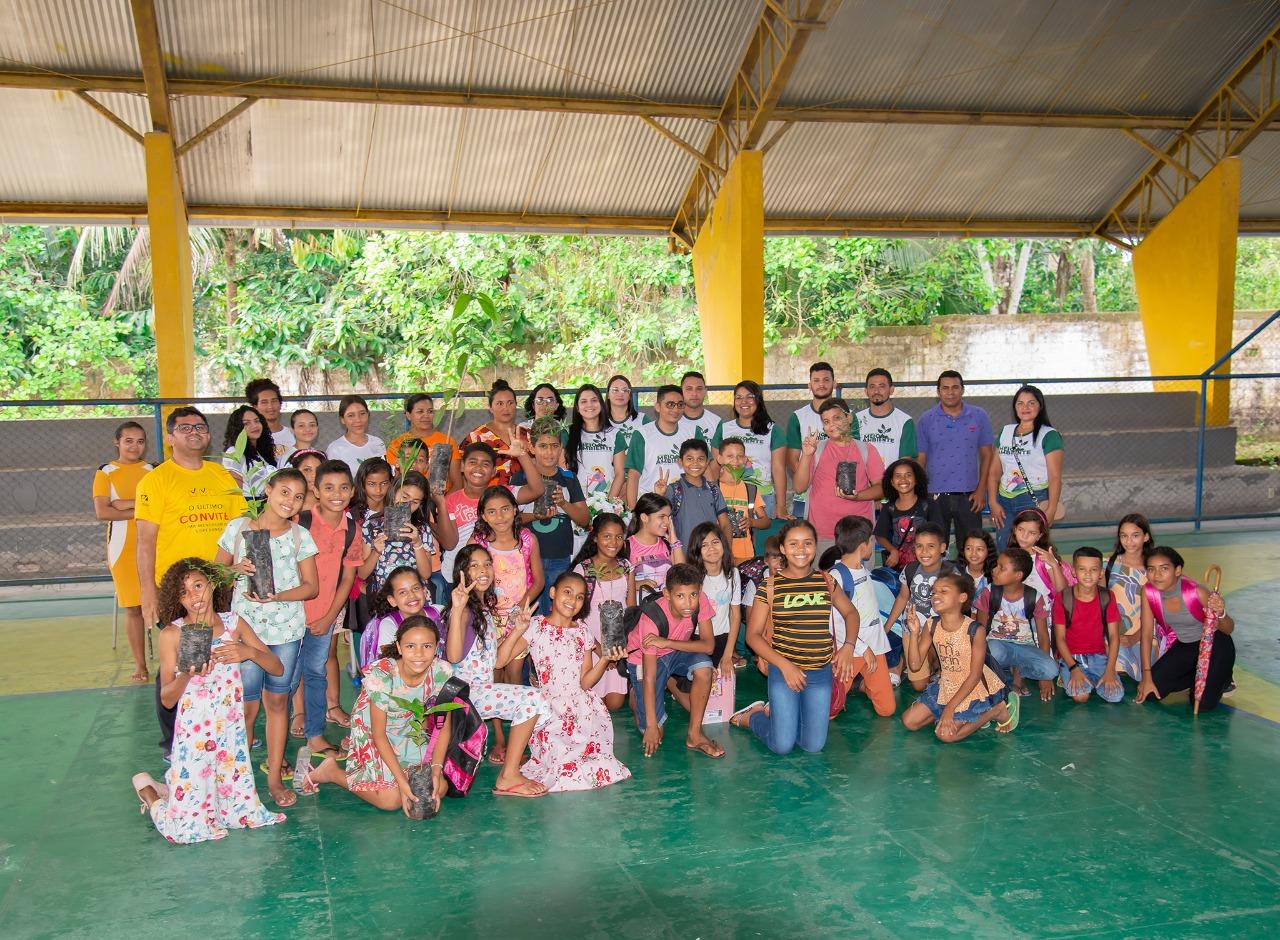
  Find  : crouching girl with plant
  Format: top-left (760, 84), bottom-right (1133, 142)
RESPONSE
top-left (294, 616), bottom-right (455, 817)
top-left (131, 558), bottom-right (285, 844)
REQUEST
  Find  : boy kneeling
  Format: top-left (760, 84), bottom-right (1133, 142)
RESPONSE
top-left (627, 563), bottom-right (724, 759)
top-left (1054, 547), bottom-right (1124, 704)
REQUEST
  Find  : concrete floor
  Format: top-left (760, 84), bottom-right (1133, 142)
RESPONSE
top-left (1, 528), bottom-right (1278, 938)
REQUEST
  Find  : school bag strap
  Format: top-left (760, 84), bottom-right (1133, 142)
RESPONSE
top-left (1059, 588), bottom-right (1111, 632)
top-left (987, 584), bottom-right (1038, 627)
top-left (298, 508), bottom-right (357, 556)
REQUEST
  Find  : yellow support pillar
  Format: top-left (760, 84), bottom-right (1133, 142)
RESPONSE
top-left (144, 131), bottom-right (195, 426)
top-left (1132, 158), bottom-right (1239, 425)
top-left (692, 150), bottom-right (765, 385)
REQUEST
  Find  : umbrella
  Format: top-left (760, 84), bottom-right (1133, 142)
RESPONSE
top-left (1193, 565), bottom-right (1223, 716)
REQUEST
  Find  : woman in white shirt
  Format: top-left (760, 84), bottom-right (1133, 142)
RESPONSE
top-left (325, 394), bottom-right (386, 476)
top-left (987, 385), bottom-right (1064, 551)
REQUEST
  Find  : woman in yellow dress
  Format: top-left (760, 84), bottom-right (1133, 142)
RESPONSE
top-left (92, 421), bottom-right (154, 682)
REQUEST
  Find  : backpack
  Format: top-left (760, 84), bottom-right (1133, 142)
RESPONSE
top-left (425, 676), bottom-right (488, 798)
top-left (1059, 589), bottom-right (1112, 631)
top-left (666, 477), bottom-right (729, 521)
top-left (985, 584), bottom-right (1039, 631)
top-left (617, 594), bottom-right (670, 677)
top-left (737, 555), bottom-right (769, 591)
top-left (361, 606), bottom-right (442, 668)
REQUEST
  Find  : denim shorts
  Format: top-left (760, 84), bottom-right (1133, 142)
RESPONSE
top-left (241, 638), bottom-right (303, 702)
top-left (916, 678), bottom-right (1006, 723)
top-left (628, 650), bottom-right (713, 730)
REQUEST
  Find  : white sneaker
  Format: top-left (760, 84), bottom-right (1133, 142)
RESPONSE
top-left (889, 672), bottom-right (901, 689)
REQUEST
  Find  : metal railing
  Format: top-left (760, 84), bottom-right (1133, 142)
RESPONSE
top-left (0, 341), bottom-right (1276, 586)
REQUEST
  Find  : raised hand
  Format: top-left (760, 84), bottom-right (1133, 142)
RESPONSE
top-left (653, 468), bottom-right (670, 495)
top-left (450, 572), bottom-right (471, 608)
top-left (801, 431), bottom-right (819, 456)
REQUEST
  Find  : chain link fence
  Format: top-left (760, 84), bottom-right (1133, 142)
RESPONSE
top-left (1, 364), bottom-right (1276, 585)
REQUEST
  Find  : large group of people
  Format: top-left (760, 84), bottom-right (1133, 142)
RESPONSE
top-left (94, 367), bottom-right (1238, 845)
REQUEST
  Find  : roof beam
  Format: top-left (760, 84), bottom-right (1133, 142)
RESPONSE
top-left (0, 69), bottom-right (1270, 131)
top-left (176, 97), bottom-right (258, 156)
top-left (128, 0), bottom-right (172, 133)
top-left (1094, 23), bottom-right (1280, 242)
top-left (72, 90), bottom-right (144, 145)
top-left (671, 0), bottom-right (839, 246)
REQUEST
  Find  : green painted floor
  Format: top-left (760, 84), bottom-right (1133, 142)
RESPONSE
top-left (3, 527), bottom-right (1280, 939)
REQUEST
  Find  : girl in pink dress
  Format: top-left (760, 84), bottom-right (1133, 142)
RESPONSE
top-left (571, 512), bottom-right (636, 711)
top-left (505, 571), bottom-right (631, 792)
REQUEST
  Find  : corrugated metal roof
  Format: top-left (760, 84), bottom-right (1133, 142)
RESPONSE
top-left (0, 0), bottom-right (1278, 232)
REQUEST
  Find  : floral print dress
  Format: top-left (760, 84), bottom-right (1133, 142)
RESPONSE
top-left (575, 560), bottom-right (630, 699)
top-left (450, 611), bottom-right (549, 726)
top-left (522, 616), bottom-right (630, 792)
top-left (148, 614), bottom-right (284, 844)
top-left (346, 657), bottom-right (454, 792)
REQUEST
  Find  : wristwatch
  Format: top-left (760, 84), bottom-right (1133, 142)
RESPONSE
top-left (1066, 660), bottom-right (1081, 672)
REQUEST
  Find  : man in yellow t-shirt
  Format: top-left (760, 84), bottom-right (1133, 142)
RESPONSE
top-left (136, 406), bottom-right (248, 628)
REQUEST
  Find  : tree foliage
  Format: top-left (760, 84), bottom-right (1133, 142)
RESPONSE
top-left (1, 223), bottom-right (1276, 401)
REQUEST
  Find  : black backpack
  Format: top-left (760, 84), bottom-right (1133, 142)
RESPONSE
top-left (1060, 589), bottom-right (1113, 639)
top-left (298, 509), bottom-right (357, 556)
top-left (985, 584), bottom-right (1039, 629)
top-left (616, 593), bottom-right (669, 677)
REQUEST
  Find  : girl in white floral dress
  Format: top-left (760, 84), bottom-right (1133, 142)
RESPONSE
top-left (506, 571), bottom-right (631, 793)
top-left (445, 545), bottom-right (550, 799)
top-left (571, 512), bottom-right (635, 711)
top-left (131, 559), bottom-right (285, 844)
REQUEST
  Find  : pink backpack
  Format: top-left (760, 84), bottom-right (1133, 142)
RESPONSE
top-left (1143, 577), bottom-right (1206, 653)
top-left (424, 676), bottom-right (488, 798)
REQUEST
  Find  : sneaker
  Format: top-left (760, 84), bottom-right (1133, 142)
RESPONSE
top-left (1222, 680), bottom-right (1237, 697)
top-left (889, 673), bottom-right (901, 689)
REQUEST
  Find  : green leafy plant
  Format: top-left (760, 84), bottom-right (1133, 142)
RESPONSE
top-left (390, 695), bottom-right (463, 748)
top-left (228, 429), bottom-right (276, 518)
top-left (724, 463), bottom-right (775, 495)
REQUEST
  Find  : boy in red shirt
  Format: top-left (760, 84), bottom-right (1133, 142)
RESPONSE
top-left (1053, 546), bottom-right (1124, 703)
top-left (627, 563), bottom-right (724, 759)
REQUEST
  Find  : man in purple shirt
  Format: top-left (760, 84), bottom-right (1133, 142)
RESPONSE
top-left (916, 370), bottom-right (995, 559)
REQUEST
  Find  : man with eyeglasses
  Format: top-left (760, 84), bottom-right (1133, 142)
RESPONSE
top-left (624, 384), bottom-right (706, 509)
top-left (136, 407), bottom-right (248, 630)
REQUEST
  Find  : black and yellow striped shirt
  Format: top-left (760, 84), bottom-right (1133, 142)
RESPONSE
top-left (770, 572), bottom-right (833, 670)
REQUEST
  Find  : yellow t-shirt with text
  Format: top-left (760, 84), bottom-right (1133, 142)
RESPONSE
top-left (135, 460), bottom-right (248, 583)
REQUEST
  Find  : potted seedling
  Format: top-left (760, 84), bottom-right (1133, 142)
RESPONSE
top-left (528, 416), bottom-right (570, 517)
top-left (430, 290), bottom-right (500, 492)
top-left (176, 561), bottom-right (239, 672)
top-left (598, 599), bottom-right (627, 654)
top-left (383, 439), bottom-right (424, 543)
top-left (228, 431), bottom-right (280, 599)
top-left (390, 694), bottom-right (463, 819)
top-left (723, 464), bottom-right (775, 538)
top-left (836, 461), bottom-right (859, 497)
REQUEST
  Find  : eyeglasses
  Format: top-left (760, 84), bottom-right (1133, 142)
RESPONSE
top-left (172, 423), bottom-right (208, 434)
top-left (659, 400), bottom-right (684, 409)
top-left (733, 394), bottom-right (756, 403)
top-left (534, 396), bottom-right (557, 404)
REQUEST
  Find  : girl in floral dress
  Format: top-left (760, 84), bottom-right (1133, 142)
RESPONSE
top-left (295, 615), bottom-right (454, 817)
top-left (504, 571), bottom-right (631, 793)
top-left (445, 545), bottom-right (550, 799)
top-left (131, 558), bottom-right (285, 844)
top-left (571, 513), bottom-right (635, 711)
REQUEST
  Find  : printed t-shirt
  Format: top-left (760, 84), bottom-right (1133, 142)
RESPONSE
top-left (512, 468), bottom-right (586, 561)
top-left (216, 518), bottom-right (319, 645)
top-left (808, 439), bottom-right (885, 538)
top-left (678, 410), bottom-right (722, 447)
top-left (900, 561), bottom-right (953, 620)
top-left (623, 422), bottom-right (688, 496)
top-left (360, 512), bottom-right (436, 594)
top-left (609, 413), bottom-right (648, 460)
top-left (855, 406), bottom-right (917, 462)
top-left (769, 571), bottom-right (833, 669)
top-left (135, 460), bottom-right (248, 583)
top-left (569, 425), bottom-right (621, 495)
top-left (874, 498), bottom-right (943, 568)
top-left (326, 435), bottom-right (387, 476)
top-left (93, 460), bottom-right (154, 606)
top-left (829, 561), bottom-right (890, 655)
top-left (1052, 590), bottom-right (1111, 656)
top-left (628, 535), bottom-right (683, 591)
top-left (711, 419), bottom-right (785, 489)
top-left (440, 490), bottom-right (481, 582)
top-left (701, 570), bottom-right (741, 637)
top-left (996, 424), bottom-right (1064, 498)
top-left (977, 588), bottom-right (1047, 645)
top-left (915, 403), bottom-right (994, 493)
top-left (385, 429), bottom-right (460, 474)
top-left (301, 510), bottom-right (366, 624)
top-left (270, 426), bottom-right (295, 462)
top-left (720, 478), bottom-right (767, 563)
top-left (489, 543), bottom-right (529, 619)
top-left (627, 593), bottom-right (715, 664)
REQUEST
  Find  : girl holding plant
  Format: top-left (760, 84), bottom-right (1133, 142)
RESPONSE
top-left (570, 512), bottom-right (635, 710)
top-left (214, 467), bottom-right (320, 808)
top-left (92, 420), bottom-right (154, 683)
top-left (326, 395), bottom-right (385, 476)
top-left (358, 469), bottom-right (449, 597)
top-left (132, 557), bottom-right (285, 844)
top-left (501, 571), bottom-right (631, 792)
top-left (295, 615), bottom-right (455, 816)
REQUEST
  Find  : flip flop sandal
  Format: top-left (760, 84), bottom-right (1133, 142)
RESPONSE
top-left (487, 747), bottom-right (507, 766)
top-left (729, 700), bottom-right (765, 728)
top-left (492, 780), bottom-right (547, 798)
top-left (996, 691), bottom-right (1021, 733)
top-left (260, 760), bottom-right (294, 781)
top-left (686, 740), bottom-right (725, 758)
top-left (326, 706), bottom-right (352, 729)
top-left (289, 719), bottom-right (306, 739)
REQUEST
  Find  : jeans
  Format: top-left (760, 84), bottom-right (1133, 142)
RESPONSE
top-left (428, 571), bottom-right (448, 606)
top-left (995, 490), bottom-right (1041, 551)
top-left (538, 556), bottom-right (572, 615)
top-left (628, 650), bottom-right (713, 730)
top-left (931, 492), bottom-right (982, 559)
top-left (242, 638), bottom-right (303, 702)
top-left (1059, 653), bottom-right (1125, 703)
top-left (988, 639), bottom-right (1059, 680)
top-left (290, 623), bottom-right (334, 738)
top-left (749, 663), bottom-right (833, 754)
